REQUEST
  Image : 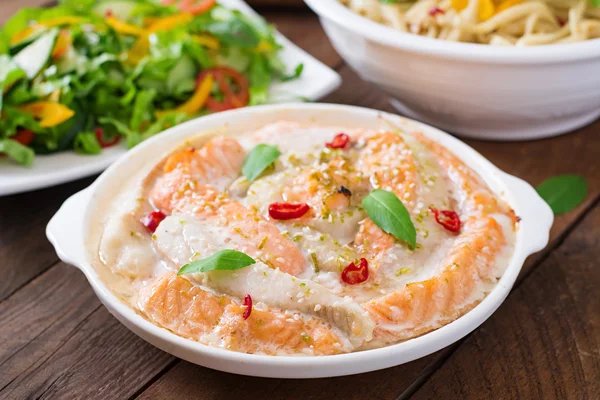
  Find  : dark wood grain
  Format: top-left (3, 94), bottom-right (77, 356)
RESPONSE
top-left (0, 263), bottom-right (174, 400)
top-left (264, 11), bottom-right (342, 69)
top-left (410, 204), bottom-right (600, 400)
top-left (0, 177), bottom-right (95, 301)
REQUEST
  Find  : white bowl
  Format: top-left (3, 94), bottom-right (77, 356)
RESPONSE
top-left (304, 0), bottom-right (600, 141)
top-left (47, 104), bottom-right (553, 378)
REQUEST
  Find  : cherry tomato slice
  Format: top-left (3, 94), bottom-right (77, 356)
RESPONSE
top-left (141, 211), bottom-right (167, 233)
top-left (268, 202), bottom-right (310, 220)
top-left (428, 7), bottom-right (444, 16)
top-left (161, 0), bottom-right (216, 14)
top-left (242, 294), bottom-right (252, 320)
top-left (95, 127), bottom-right (121, 148)
top-left (341, 258), bottom-right (369, 285)
top-left (12, 129), bottom-right (35, 146)
top-left (196, 67), bottom-right (250, 112)
top-left (326, 133), bottom-right (350, 149)
top-left (429, 206), bottom-right (461, 233)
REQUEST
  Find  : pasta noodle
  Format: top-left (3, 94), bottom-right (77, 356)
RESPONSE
top-left (340, 0), bottom-right (600, 45)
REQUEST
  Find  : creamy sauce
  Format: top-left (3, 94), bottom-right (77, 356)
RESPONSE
top-left (88, 122), bottom-right (517, 356)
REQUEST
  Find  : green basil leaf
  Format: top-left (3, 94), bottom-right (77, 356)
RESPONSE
top-left (536, 174), bottom-right (587, 215)
top-left (177, 249), bottom-right (256, 275)
top-left (242, 144), bottom-right (281, 182)
top-left (362, 189), bottom-right (417, 249)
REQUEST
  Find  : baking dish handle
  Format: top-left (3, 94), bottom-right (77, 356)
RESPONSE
top-left (500, 172), bottom-right (554, 255)
top-left (46, 188), bottom-right (92, 269)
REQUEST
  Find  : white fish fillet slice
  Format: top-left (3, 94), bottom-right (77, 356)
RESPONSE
top-left (154, 216), bottom-right (374, 343)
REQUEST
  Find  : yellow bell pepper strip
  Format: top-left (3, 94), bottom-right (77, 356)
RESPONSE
top-left (51, 30), bottom-right (71, 59)
top-left (147, 13), bottom-right (193, 33)
top-left (18, 102), bottom-right (75, 128)
top-left (106, 16), bottom-right (146, 36)
top-left (451, 0), bottom-right (495, 21)
top-left (495, 0), bottom-right (523, 14)
top-left (156, 74), bottom-right (214, 118)
top-left (47, 89), bottom-right (61, 103)
top-left (125, 36), bottom-right (151, 66)
top-left (254, 40), bottom-right (274, 53)
top-left (10, 25), bottom-right (45, 46)
top-left (191, 34), bottom-right (220, 50)
top-left (40, 16), bottom-right (85, 27)
top-left (11, 17), bottom-right (85, 45)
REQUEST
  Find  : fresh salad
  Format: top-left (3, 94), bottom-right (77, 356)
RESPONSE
top-left (0, 0), bottom-right (302, 166)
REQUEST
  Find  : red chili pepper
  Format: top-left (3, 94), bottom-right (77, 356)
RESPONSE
top-left (429, 206), bottom-right (461, 233)
top-left (180, 0), bottom-right (216, 14)
top-left (242, 294), bottom-right (252, 320)
top-left (141, 211), bottom-right (166, 233)
top-left (341, 258), bottom-right (369, 285)
top-left (196, 67), bottom-right (250, 112)
top-left (325, 133), bottom-right (350, 149)
top-left (95, 127), bottom-right (121, 148)
top-left (12, 129), bottom-right (35, 146)
top-left (428, 7), bottom-right (445, 16)
top-left (162, 0), bottom-right (216, 14)
top-left (268, 202), bottom-right (310, 220)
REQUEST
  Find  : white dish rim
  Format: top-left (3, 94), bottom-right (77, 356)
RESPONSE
top-left (47, 103), bottom-right (553, 378)
top-left (304, 0), bottom-right (600, 64)
top-left (0, 0), bottom-right (341, 197)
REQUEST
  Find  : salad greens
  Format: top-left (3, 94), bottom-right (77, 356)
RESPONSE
top-left (0, 0), bottom-right (301, 166)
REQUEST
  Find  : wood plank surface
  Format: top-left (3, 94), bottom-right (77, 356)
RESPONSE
top-left (0, 177), bottom-right (94, 301)
top-left (411, 204), bottom-right (600, 400)
top-left (0, 3), bottom-right (598, 400)
top-left (0, 264), bottom-right (175, 400)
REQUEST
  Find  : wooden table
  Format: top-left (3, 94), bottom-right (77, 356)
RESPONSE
top-left (1, 4), bottom-right (599, 399)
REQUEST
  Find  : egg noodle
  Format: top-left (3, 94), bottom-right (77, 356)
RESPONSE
top-left (340, 0), bottom-right (600, 45)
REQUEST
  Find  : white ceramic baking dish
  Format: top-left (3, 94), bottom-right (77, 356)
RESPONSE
top-left (304, 0), bottom-right (600, 141)
top-left (47, 104), bottom-right (553, 378)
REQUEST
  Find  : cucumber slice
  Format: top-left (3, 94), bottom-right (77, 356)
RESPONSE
top-left (9, 26), bottom-right (47, 56)
top-left (92, 0), bottom-right (139, 20)
top-left (166, 55), bottom-right (196, 94)
top-left (13, 29), bottom-right (59, 80)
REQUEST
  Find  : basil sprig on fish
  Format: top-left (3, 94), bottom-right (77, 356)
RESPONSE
top-left (362, 189), bottom-right (417, 249)
top-left (536, 174), bottom-right (587, 215)
top-left (242, 144), bottom-right (281, 182)
top-left (177, 250), bottom-right (256, 275)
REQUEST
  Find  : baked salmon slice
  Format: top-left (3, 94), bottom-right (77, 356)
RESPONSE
top-left (140, 274), bottom-right (231, 339)
top-left (215, 304), bottom-right (348, 355)
top-left (154, 216), bottom-right (374, 343)
top-left (151, 136), bottom-right (245, 212)
top-left (353, 132), bottom-right (418, 267)
top-left (139, 274), bottom-right (349, 355)
top-left (364, 215), bottom-right (505, 342)
top-left (149, 135), bottom-right (305, 276)
top-left (415, 133), bottom-right (516, 218)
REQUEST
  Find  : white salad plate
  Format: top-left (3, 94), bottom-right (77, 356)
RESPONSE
top-left (0, 0), bottom-right (341, 197)
top-left (304, 0), bottom-right (600, 141)
top-left (47, 103), bottom-right (553, 378)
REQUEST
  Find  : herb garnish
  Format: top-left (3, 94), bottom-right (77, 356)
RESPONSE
top-left (536, 174), bottom-right (588, 215)
top-left (362, 189), bottom-right (417, 249)
top-left (177, 249), bottom-right (256, 275)
top-left (242, 144), bottom-right (281, 182)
